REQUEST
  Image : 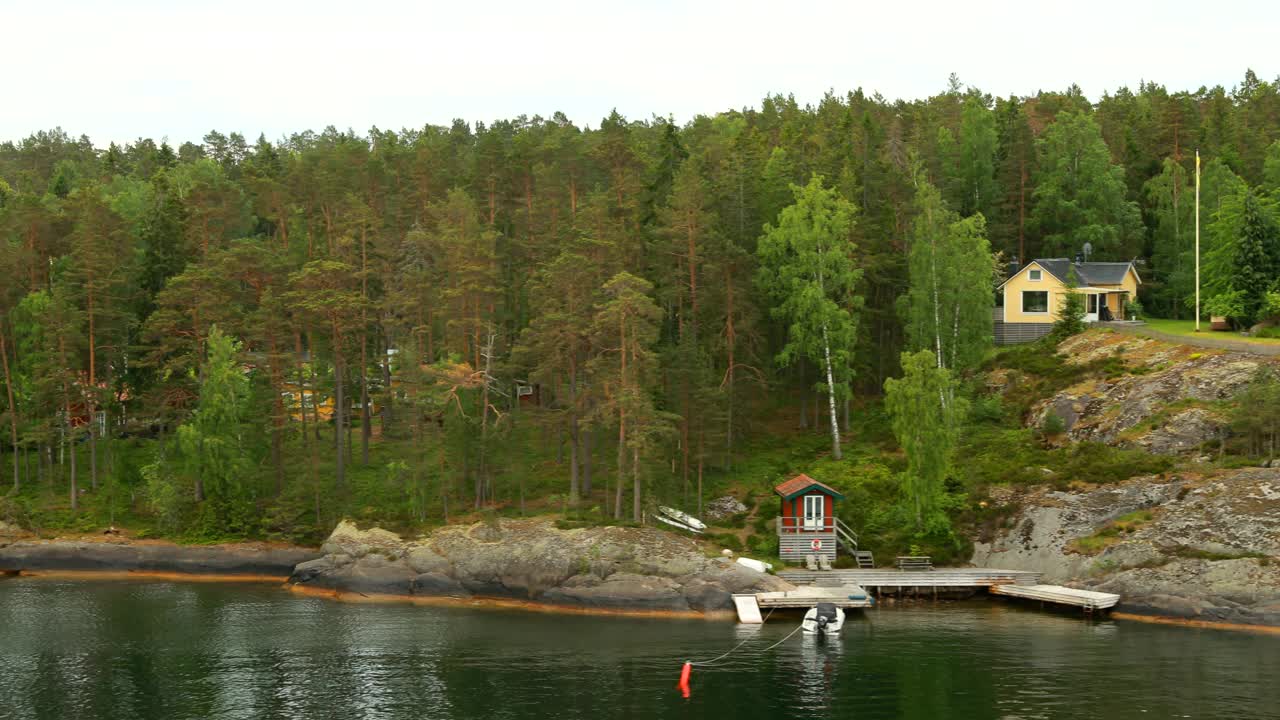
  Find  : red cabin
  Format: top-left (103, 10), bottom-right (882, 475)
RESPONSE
top-left (774, 474), bottom-right (845, 563)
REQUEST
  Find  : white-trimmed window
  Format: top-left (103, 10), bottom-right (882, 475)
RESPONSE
top-left (1022, 290), bottom-right (1049, 314)
top-left (1028, 269), bottom-right (1043, 281)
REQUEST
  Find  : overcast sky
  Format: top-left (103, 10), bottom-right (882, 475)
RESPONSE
top-left (5, 0), bottom-right (1276, 146)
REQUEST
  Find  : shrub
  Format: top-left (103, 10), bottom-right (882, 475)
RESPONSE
top-left (1051, 290), bottom-right (1087, 339)
top-left (1066, 510), bottom-right (1154, 554)
top-left (1040, 412), bottom-right (1066, 438)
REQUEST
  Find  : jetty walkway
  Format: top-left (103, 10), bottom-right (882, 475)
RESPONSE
top-left (727, 567), bottom-right (1120, 622)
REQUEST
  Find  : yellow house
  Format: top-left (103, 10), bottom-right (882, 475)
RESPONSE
top-left (995, 259), bottom-right (1141, 344)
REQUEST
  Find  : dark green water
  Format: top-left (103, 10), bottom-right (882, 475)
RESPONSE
top-left (1, 579), bottom-right (1277, 719)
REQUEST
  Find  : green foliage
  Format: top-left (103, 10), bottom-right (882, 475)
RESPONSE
top-left (884, 350), bottom-right (967, 534)
top-left (1230, 367), bottom-right (1280, 458)
top-left (174, 326), bottom-right (257, 535)
top-left (1052, 290), bottom-right (1087, 339)
top-left (757, 175), bottom-right (863, 459)
top-left (6, 79), bottom-right (1280, 553)
top-left (1067, 510), bottom-right (1154, 554)
top-left (1040, 412), bottom-right (1066, 437)
top-left (902, 178), bottom-right (996, 373)
top-left (1202, 186), bottom-right (1280, 325)
top-left (1031, 111), bottom-right (1143, 259)
top-left (1204, 290), bottom-right (1246, 325)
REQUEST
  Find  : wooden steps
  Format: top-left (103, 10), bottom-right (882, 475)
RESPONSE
top-left (852, 551), bottom-right (874, 569)
top-left (990, 584), bottom-right (1120, 611)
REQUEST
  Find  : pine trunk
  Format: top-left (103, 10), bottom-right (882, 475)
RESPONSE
top-left (0, 329), bottom-right (19, 491)
top-left (332, 322), bottom-right (345, 489)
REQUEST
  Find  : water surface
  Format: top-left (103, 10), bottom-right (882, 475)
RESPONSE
top-left (1, 578), bottom-right (1276, 719)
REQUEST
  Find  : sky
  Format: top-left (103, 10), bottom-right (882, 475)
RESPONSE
top-left (4, 0), bottom-right (1277, 146)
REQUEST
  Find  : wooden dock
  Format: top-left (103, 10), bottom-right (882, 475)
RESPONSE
top-left (733, 584), bottom-right (874, 622)
top-left (772, 568), bottom-right (1121, 615)
top-left (777, 568), bottom-right (1043, 590)
top-left (990, 584), bottom-right (1120, 611)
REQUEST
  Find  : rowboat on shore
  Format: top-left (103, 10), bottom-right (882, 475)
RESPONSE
top-left (655, 514), bottom-right (703, 534)
top-left (658, 506), bottom-right (706, 531)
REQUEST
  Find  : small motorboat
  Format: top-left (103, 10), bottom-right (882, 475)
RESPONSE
top-left (802, 602), bottom-right (845, 636)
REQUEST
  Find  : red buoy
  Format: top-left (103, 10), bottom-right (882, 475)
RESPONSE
top-left (677, 661), bottom-right (692, 697)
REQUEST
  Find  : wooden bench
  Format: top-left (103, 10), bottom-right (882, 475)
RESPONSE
top-left (896, 556), bottom-right (933, 571)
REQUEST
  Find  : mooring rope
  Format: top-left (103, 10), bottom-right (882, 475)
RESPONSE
top-left (687, 608), bottom-right (813, 668)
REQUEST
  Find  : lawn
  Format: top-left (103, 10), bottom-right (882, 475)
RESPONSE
top-left (1142, 318), bottom-right (1280, 346)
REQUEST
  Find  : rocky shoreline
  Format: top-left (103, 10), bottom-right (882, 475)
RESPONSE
top-left (972, 468), bottom-right (1280, 627)
top-left (287, 518), bottom-right (793, 613)
top-left (0, 532), bottom-right (318, 578)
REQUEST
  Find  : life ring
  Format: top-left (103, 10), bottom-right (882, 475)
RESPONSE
top-left (810, 539), bottom-right (822, 551)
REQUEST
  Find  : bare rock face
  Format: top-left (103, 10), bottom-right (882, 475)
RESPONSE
top-left (704, 496), bottom-right (748, 520)
top-left (972, 468), bottom-right (1280, 626)
top-left (1130, 408), bottom-right (1228, 455)
top-left (289, 518), bottom-right (792, 613)
top-left (1029, 332), bottom-right (1271, 452)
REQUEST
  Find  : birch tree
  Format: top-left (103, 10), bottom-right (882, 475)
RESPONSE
top-left (884, 350), bottom-right (965, 533)
top-left (757, 175), bottom-right (862, 460)
top-left (902, 178), bottom-right (996, 375)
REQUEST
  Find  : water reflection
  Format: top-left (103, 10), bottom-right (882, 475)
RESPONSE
top-left (1, 580), bottom-right (1278, 719)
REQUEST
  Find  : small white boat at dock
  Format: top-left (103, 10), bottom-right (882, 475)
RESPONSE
top-left (802, 603), bottom-right (845, 635)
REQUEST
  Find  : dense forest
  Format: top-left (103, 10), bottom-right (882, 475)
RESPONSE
top-left (2, 71), bottom-right (1279, 546)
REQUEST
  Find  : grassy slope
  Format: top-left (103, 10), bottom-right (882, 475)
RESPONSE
top-left (1144, 318), bottom-right (1280, 345)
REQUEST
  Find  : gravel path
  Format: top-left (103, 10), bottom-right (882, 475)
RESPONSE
top-left (1103, 323), bottom-right (1280, 357)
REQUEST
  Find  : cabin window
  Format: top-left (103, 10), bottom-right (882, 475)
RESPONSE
top-left (1022, 291), bottom-right (1049, 314)
top-left (1087, 294), bottom-right (1099, 314)
top-left (1028, 269), bottom-right (1042, 281)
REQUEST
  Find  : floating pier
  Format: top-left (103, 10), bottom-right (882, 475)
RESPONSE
top-left (733, 584), bottom-right (874, 622)
top-left (990, 583), bottom-right (1120, 611)
top-left (767, 567), bottom-right (1120, 617)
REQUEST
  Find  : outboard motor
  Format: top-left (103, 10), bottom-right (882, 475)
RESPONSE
top-left (815, 603), bottom-right (837, 632)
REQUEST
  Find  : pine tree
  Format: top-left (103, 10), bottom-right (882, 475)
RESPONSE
top-left (1143, 159), bottom-right (1194, 317)
top-left (588, 272), bottom-right (665, 521)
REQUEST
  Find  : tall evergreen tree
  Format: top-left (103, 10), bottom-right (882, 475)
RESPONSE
top-left (1031, 111), bottom-right (1142, 259)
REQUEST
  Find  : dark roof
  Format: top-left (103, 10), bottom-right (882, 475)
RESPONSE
top-left (1009, 259), bottom-right (1139, 288)
top-left (773, 474), bottom-right (845, 500)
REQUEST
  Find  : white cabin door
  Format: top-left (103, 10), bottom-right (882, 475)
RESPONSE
top-left (1085, 293), bottom-right (1099, 323)
top-left (803, 495), bottom-right (824, 531)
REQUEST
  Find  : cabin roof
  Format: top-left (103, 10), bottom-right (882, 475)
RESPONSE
top-left (773, 474), bottom-right (845, 500)
top-left (998, 259), bottom-right (1141, 290)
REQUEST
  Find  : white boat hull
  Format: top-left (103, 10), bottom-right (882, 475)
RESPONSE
top-left (801, 605), bottom-right (845, 635)
top-left (658, 506), bottom-right (706, 531)
top-left (655, 514), bottom-right (702, 534)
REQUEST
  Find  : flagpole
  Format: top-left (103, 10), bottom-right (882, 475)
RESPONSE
top-left (1195, 149), bottom-right (1201, 332)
